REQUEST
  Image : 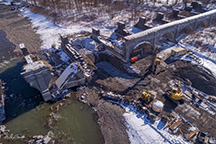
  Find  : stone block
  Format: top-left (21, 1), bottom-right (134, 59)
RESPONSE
top-left (138, 17), bottom-right (146, 25)
top-left (135, 17), bottom-right (146, 29)
top-left (117, 21), bottom-right (125, 30)
top-left (172, 9), bottom-right (179, 18)
top-left (115, 21), bottom-right (131, 36)
top-left (92, 28), bottom-right (100, 36)
top-left (155, 12), bottom-right (164, 22)
top-left (91, 28), bottom-right (100, 42)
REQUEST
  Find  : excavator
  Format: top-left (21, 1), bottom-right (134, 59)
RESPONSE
top-left (140, 90), bottom-right (154, 104)
top-left (171, 81), bottom-right (183, 100)
top-left (166, 81), bottom-right (183, 104)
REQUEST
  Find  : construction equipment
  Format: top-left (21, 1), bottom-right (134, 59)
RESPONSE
top-left (165, 81), bottom-right (183, 104)
top-left (171, 81), bottom-right (183, 101)
top-left (140, 90), bottom-right (154, 103)
top-left (171, 47), bottom-right (187, 57)
top-left (151, 46), bottom-right (161, 72)
top-left (155, 58), bottom-right (162, 66)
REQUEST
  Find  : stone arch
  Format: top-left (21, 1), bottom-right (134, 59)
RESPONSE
top-left (196, 20), bottom-right (208, 29)
top-left (180, 25), bottom-right (193, 35)
top-left (130, 41), bottom-right (153, 58)
top-left (161, 32), bottom-right (175, 42)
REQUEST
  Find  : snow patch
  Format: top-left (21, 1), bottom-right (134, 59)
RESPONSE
top-left (123, 105), bottom-right (188, 144)
top-left (19, 8), bottom-right (90, 49)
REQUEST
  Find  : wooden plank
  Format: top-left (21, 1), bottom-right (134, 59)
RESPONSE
top-left (169, 121), bottom-right (183, 131)
top-left (187, 129), bottom-right (199, 140)
top-left (163, 117), bottom-right (177, 129)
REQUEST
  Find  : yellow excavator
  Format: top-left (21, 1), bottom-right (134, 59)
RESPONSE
top-left (171, 81), bottom-right (183, 100)
top-left (165, 81), bottom-right (183, 104)
top-left (140, 90), bottom-right (153, 103)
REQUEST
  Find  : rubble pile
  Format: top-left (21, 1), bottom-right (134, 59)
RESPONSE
top-left (28, 135), bottom-right (54, 144)
top-left (102, 92), bottom-right (125, 102)
top-left (0, 125), bottom-right (10, 135)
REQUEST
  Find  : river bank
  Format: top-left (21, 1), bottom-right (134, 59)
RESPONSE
top-left (0, 4), bottom-right (41, 61)
top-left (77, 86), bottom-right (130, 144)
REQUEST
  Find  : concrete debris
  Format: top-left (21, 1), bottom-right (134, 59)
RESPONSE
top-left (22, 39), bottom-right (93, 101)
top-left (21, 55), bottom-right (53, 102)
top-left (0, 125), bottom-right (10, 136)
top-left (43, 135), bottom-right (52, 144)
top-left (102, 92), bottom-right (124, 102)
top-left (29, 134), bottom-right (52, 144)
top-left (0, 125), bottom-right (6, 133)
top-left (55, 62), bottom-right (90, 90)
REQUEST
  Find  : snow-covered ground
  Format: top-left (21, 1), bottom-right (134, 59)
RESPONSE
top-left (0, 0), bottom-right (88, 50)
top-left (123, 105), bottom-right (188, 144)
top-left (20, 8), bottom-right (91, 49)
top-left (179, 26), bottom-right (216, 77)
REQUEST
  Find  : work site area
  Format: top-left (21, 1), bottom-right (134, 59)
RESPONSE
top-left (0, 0), bottom-right (216, 144)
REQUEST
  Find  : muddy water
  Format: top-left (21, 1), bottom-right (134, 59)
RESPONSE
top-left (0, 58), bottom-right (104, 143)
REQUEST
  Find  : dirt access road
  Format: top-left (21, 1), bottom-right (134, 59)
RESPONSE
top-left (0, 4), bottom-right (41, 61)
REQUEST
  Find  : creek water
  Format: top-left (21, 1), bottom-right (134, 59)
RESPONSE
top-left (0, 58), bottom-right (104, 143)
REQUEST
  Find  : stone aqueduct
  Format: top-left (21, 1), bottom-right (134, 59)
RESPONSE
top-left (92, 9), bottom-right (216, 62)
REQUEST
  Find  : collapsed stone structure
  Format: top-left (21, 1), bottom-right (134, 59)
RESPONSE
top-left (21, 52), bottom-right (92, 101)
top-left (21, 55), bottom-right (53, 101)
top-left (55, 62), bottom-right (87, 90)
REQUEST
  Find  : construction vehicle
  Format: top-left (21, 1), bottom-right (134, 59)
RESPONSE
top-left (152, 46), bottom-right (162, 73)
top-left (139, 90), bottom-right (156, 104)
top-left (171, 81), bottom-right (183, 100)
top-left (165, 81), bottom-right (183, 104)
